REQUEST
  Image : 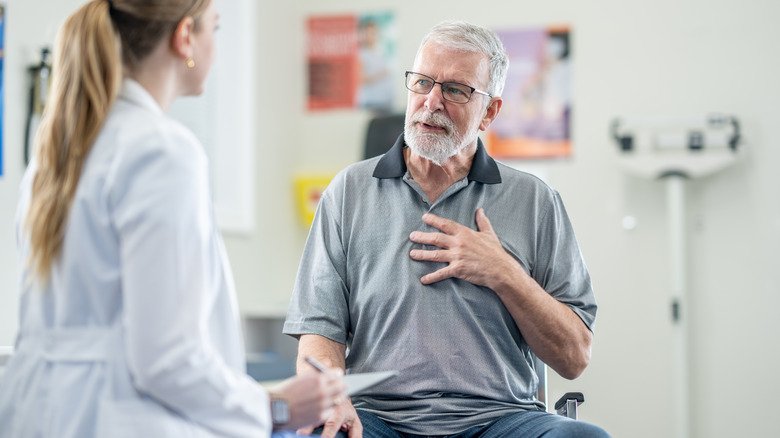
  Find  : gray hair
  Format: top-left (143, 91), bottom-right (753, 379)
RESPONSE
top-left (417, 21), bottom-right (509, 98)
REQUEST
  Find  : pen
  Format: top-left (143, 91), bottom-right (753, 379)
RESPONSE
top-left (304, 356), bottom-right (329, 373)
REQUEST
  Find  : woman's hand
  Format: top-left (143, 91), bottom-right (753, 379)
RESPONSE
top-left (269, 369), bottom-right (347, 431)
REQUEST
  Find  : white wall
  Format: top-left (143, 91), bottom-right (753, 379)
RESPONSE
top-left (2, 0), bottom-right (778, 437)
top-left (0, 0), bottom-right (84, 350)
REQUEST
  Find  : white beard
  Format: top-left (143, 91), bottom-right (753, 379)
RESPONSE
top-left (404, 110), bottom-right (470, 166)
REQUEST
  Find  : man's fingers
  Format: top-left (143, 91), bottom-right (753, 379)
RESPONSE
top-left (321, 421), bottom-right (341, 438)
top-left (409, 230), bottom-right (450, 248)
top-left (422, 212), bottom-right (461, 234)
top-left (409, 248), bottom-right (449, 263)
top-left (475, 208), bottom-right (495, 234)
top-left (420, 266), bottom-right (454, 285)
top-left (347, 416), bottom-right (364, 438)
top-left (320, 415), bottom-right (344, 438)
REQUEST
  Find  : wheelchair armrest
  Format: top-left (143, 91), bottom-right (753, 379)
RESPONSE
top-left (554, 392), bottom-right (584, 419)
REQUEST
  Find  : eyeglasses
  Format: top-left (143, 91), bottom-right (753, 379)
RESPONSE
top-left (404, 71), bottom-right (492, 104)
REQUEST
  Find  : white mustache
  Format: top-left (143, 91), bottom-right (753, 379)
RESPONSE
top-left (411, 112), bottom-right (455, 133)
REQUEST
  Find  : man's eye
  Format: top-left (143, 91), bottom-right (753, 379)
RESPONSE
top-left (416, 79), bottom-right (432, 88)
top-left (444, 85), bottom-right (467, 96)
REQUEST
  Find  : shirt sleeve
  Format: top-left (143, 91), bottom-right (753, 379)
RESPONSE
top-left (283, 172), bottom-right (351, 344)
top-left (534, 191), bottom-right (598, 331)
top-left (109, 125), bottom-right (271, 437)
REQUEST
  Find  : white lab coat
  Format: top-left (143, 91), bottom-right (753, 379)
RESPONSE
top-left (0, 80), bottom-right (271, 437)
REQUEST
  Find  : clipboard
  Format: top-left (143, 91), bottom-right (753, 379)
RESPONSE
top-left (344, 370), bottom-right (398, 395)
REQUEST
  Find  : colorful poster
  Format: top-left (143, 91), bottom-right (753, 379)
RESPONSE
top-left (307, 12), bottom-right (395, 112)
top-left (486, 26), bottom-right (572, 159)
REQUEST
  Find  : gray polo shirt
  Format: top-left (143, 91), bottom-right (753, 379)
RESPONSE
top-left (284, 135), bottom-right (597, 435)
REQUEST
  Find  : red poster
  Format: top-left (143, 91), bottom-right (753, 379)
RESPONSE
top-left (307, 16), bottom-right (359, 110)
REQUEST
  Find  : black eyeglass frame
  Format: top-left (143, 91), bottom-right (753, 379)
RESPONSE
top-left (404, 71), bottom-right (492, 104)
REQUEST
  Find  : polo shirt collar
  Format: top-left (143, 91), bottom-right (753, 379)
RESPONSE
top-left (372, 134), bottom-right (502, 184)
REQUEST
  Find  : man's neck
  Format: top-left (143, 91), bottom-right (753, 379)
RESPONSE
top-left (404, 143), bottom-right (477, 203)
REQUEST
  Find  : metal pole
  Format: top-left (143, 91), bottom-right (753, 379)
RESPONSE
top-left (665, 174), bottom-right (690, 438)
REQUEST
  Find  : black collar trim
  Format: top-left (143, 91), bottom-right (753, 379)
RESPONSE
top-left (372, 134), bottom-right (501, 184)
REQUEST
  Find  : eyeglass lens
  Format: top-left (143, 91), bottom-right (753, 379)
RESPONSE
top-left (405, 72), bottom-right (473, 103)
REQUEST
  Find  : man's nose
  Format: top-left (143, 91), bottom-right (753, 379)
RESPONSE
top-left (424, 83), bottom-right (446, 112)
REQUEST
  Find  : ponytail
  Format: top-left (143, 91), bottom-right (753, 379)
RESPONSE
top-left (26, 0), bottom-right (212, 281)
top-left (26, 0), bottom-right (122, 280)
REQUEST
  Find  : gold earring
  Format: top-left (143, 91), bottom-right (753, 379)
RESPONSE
top-left (185, 57), bottom-right (195, 69)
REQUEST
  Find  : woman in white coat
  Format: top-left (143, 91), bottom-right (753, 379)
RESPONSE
top-left (0, 1), bottom-right (346, 437)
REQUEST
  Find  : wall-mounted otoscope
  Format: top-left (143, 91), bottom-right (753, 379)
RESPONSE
top-left (25, 47), bottom-right (52, 165)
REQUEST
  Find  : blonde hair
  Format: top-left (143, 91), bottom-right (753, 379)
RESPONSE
top-left (26, 0), bottom-right (210, 280)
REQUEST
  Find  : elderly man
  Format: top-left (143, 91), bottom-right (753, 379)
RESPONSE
top-left (284, 21), bottom-right (609, 438)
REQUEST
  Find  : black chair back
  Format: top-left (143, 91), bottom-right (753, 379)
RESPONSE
top-left (364, 113), bottom-right (405, 159)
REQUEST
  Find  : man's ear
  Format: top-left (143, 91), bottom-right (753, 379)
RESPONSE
top-left (171, 16), bottom-right (195, 61)
top-left (479, 97), bottom-right (503, 131)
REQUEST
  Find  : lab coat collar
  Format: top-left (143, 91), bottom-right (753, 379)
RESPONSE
top-left (119, 78), bottom-right (164, 116)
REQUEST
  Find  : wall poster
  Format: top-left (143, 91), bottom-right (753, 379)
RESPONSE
top-left (307, 12), bottom-right (396, 112)
top-left (486, 26), bottom-right (572, 159)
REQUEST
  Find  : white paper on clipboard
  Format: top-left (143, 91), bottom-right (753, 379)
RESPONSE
top-left (344, 371), bottom-right (398, 395)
